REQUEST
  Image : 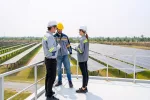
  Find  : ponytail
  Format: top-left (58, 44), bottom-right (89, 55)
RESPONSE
top-left (85, 33), bottom-right (89, 40)
top-left (81, 29), bottom-right (89, 40)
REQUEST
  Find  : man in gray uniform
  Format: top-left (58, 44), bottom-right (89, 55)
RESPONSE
top-left (54, 23), bottom-right (73, 88)
top-left (42, 21), bottom-right (60, 100)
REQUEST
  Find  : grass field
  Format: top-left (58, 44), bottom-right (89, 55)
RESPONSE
top-left (5, 89), bottom-right (31, 100)
top-left (120, 45), bottom-right (150, 50)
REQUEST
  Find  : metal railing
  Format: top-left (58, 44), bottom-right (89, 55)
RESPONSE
top-left (0, 61), bottom-right (44, 100)
top-left (0, 49), bottom-right (150, 100)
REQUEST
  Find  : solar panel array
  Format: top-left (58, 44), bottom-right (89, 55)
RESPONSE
top-left (89, 44), bottom-right (150, 70)
top-left (89, 53), bottom-right (144, 74)
top-left (0, 43), bottom-right (35, 57)
top-left (71, 44), bottom-right (145, 74)
top-left (0, 43), bottom-right (41, 66)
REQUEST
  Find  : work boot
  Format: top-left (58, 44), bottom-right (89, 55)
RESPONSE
top-left (45, 91), bottom-right (55, 97)
top-left (46, 96), bottom-right (59, 100)
top-left (69, 81), bottom-right (73, 88)
top-left (55, 81), bottom-right (62, 87)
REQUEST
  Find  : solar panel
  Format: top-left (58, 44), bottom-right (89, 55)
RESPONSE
top-left (0, 43), bottom-right (41, 66)
top-left (0, 43), bottom-right (35, 57)
top-left (89, 44), bottom-right (150, 70)
top-left (28, 48), bottom-right (44, 66)
top-left (90, 53), bottom-right (144, 74)
top-left (112, 55), bottom-right (150, 70)
top-left (0, 43), bottom-right (28, 54)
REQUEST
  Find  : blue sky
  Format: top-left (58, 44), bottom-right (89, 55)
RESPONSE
top-left (0, 0), bottom-right (150, 37)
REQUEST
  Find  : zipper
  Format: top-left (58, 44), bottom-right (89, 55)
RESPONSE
top-left (59, 34), bottom-right (62, 56)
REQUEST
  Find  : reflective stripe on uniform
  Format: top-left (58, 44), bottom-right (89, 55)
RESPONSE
top-left (61, 38), bottom-right (68, 40)
top-left (77, 48), bottom-right (82, 53)
top-left (83, 39), bottom-right (88, 43)
top-left (49, 47), bottom-right (54, 52)
top-left (43, 36), bottom-right (47, 40)
top-left (56, 38), bottom-right (67, 41)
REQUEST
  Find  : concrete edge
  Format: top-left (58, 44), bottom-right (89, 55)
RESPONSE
top-left (25, 86), bottom-right (45, 100)
top-left (25, 75), bottom-right (150, 100)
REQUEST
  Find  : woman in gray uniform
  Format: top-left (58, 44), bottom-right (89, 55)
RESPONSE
top-left (75, 26), bottom-right (89, 93)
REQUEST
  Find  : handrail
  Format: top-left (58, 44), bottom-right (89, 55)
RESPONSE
top-left (0, 61), bottom-right (44, 100)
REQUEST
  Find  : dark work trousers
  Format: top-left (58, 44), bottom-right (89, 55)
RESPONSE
top-left (79, 61), bottom-right (89, 88)
top-left (45, 57), bottom-right (57, 97)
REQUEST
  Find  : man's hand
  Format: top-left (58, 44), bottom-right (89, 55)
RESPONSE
top-left (75, 47), bottom-right (78, 51)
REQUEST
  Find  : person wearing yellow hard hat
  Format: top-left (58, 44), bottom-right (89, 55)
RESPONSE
top-left (57, 23), bottom-right (64, 30)
top-left (54, 23), bottom-right (73, 88)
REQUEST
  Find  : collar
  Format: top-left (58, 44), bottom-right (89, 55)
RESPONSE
top-left (56, 33), bottom-right (62, 37)
top-left (47, 31), bottom-right (53, 35)
top-left (81, 35), bottom-right (86, 38)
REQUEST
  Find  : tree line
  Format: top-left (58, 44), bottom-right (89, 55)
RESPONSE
top-left (69, 35), bottom-right (150, 47)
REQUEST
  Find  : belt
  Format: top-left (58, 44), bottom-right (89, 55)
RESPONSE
top-left (45, 57), bottom-right (56, 60)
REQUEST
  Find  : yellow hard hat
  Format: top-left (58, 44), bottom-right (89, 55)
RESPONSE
top-left (57, 23), bottom-right (64, 30)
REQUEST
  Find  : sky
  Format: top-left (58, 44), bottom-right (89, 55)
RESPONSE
top-left (0, 0), bottom-right (150, 37)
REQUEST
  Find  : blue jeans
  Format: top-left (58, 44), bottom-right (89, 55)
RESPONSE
top-left (57, 55), bottom-right (72, 81)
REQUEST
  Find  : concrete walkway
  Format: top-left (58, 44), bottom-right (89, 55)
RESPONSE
top-left (4, 82), bottom-right (43, 93)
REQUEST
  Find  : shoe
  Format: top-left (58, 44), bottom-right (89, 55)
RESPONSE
top-left (55, 81), bottom-right (62, 87)
top-left (69, 81), bottom-right (73, 88)
top-left (76, 87), bottom-right (87, 93)
top-left (46, 96), bottom-right (59, 100)
top-left (45, 91), bottom-right (55, 97)
top-left (85, 87), bottom-right (88, 92)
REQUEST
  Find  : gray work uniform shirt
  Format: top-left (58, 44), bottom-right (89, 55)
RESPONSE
top-left (76, 36), bottom-right (89, 62)
top-left (42, 31), bottom-right (59, 59)
top-left (54, 33), bottom-right (72, 57)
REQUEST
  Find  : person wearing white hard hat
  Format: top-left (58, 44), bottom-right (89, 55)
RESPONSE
top-left (75, 26), bottom-right (89, 93)
top-left (42, 21), bottom-right (60, 100)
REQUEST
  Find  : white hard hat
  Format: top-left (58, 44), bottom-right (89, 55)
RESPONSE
top-left (79, 26), bottom-right (87, 32)
top-left (47, 21), bottom-right (57, 27)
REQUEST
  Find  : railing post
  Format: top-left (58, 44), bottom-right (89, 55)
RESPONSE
top-left (133, 55), bottom-right (136, 83)
top-left (34, 65), bottom-right (38, 100)
top-left (106, 57), bottom-right (108, 81)
top-left (77, 53), bottom-right (79, 79)
top-left (0, 77), bottom-right (4, 100)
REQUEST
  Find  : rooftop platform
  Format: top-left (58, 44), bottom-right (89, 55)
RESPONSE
top-left (29, 77), bottom-right (150, 100)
